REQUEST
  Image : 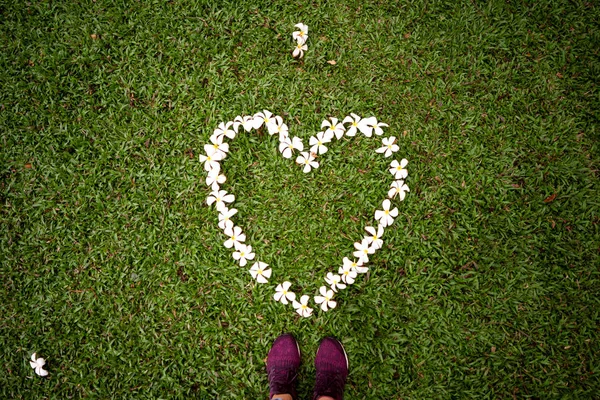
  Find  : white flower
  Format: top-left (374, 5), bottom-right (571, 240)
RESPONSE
top-left (339, 259), bottom-right (358, 284)
top-left (309, 131), bottom-right (333, 155)
top-left (253, 110), bottom-right (275, 130)
top-left (233, 115), bottom-right (254, 132)
top-left (232, 244), bottom-right (255, 267)
top-left (375, 136), bottom-right (399, 158)
top-left (374, 199), bottom-right (399, 227)
top-left (199, 151), bottom-right (224, 172)
top-left (213, 121), bottom-right (236, 140)
top-left (272, 116), bottom-right (289, 139)
top-left (293, 23), bottom-right (308, 45)
top-left (343, 256), bottom-right (368, 275)
top-left (30, 353), bottom-right (48, 377)
top-left (292, 295), bottom-right (313, 317)
top-left (388, 180), bottom-right (410, 200)
top-left (279, 136), bottom-right (304, 159)
top-left (353, 238), bottom-right (375, 262)
top-left (206, 169), bottom-right (226, 190)
top-left (372, 120), bottom-right (389, 136)
top-left (314, 286), bottom-right (337, 311)
top-left (325, 272), bottom-right (346, 292)
top-left (218, 207), bottom-right (237, 230)
top-left (342, 113), bottom-right (372, 137)
top-left (274, 281), bottom-right (296, 305)
top-left (296, 151), bottom-right (319, 173)
top-left (223, 225), bottom-right (246, 249)
top-left (249, 261), bottom-right (272, 283)
top-left (389, 159), bottom-right (408, 179)
top-left (321, 118), bottom-right (345, 140)
top-left (205, 135), bottom-right (229, 158)
top-left (364, 225), bottom-right (384, 250)
top-left (207, 189), bottom-right (235, 211)
top-left (292, 42), bottom-right (308, 59)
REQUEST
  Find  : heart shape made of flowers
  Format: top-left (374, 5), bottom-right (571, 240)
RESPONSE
top-left (199, 110), bottom-right (410, 317)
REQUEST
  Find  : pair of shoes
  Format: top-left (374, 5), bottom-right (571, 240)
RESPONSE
top-left (267, 334), bottom-right (349, 400)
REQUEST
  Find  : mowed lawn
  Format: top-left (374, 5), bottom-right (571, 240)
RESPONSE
top-left (1, 0), bottom-right (599, 398)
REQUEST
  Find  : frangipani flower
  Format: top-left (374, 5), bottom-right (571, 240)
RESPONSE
top-left (321, 118), bottom-right (345, 140)
top-left (325, 272), bottom-right (346, 292)
top-left (205, 135), bottom-right (229, 158)
top-left (293, 295), bottom-right (313, 317)
top-left (272, 116), bottom-right (289, 139)
top-left (218, 207), bottom-right (237, 230)
top-left (296, 152), bottom-right (319, 173)
top-left (339, 260), bottom-right (358, 284)
top-left (314, 286), bottom-right (336, 311)
top-left (309, 131), bottom-right (333, 155)
top-left (274, 281), bottom-right (296, 305)
top-left (342, 113), bottom-right (372, 137)
top-left (233, 115), bottom-right (254, 133)
top-left (293, 23), bottom-right (308, 45)
top-left (353, 238), bottom-right (376, 262)
top-left (206, 169), bottom-right (226, 190)
top-left (253, 110), bottom-right (275, 130)
top-left (213, 121), bottom-right (236, 140)
top-left (375, 136), bottom-right (399, 158)
top-left (364, 225), bottom-right (384, 250)
top-left (389, 159), bottom-right (408, 179)
top-left (279, 136), bottom-right (304, 159)
top-left (249, 261), bottom-right (272, 283)
top-left (292, 42), bottom-right (308, 59)
top-left (388, 180), bottom-right (410, 200)
top-left (374, 199), bottom-right (398, 227)
top-left (372, 119), bottom-right (389, 135)
top-left (224, 225), bottom-right (246, 249)
top-left (199, 151), bottom-right (224, 172)
top-left (30, 353), bottom-right (48, 377)
top-left (232, 244), bottom-right (255, 266)
top-left (207, 189), bottom-right (235, 211)
top-left (343, 256), bottom-right (368, 274)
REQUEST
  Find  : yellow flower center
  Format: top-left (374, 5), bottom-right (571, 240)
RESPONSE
top-left (257, 269), bottom-right (263, 274)
top-left (301, 304), bottom-right (307, 309)
top-left (373, 235), bottom-right (378, 240)
top-left (352, 122), bottom-right (358, 127)
top-left (264, 117), bottom-right (270, 123)
top-left (385, 210), bottom-right (389, 215)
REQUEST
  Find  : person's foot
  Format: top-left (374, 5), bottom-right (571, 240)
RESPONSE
top-left (313, 337), bottom-right (349, 400)
top-left (267, 333), bottom-right (301, 400)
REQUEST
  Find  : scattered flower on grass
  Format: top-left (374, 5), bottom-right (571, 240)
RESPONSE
top-left (30, 353), bottom-right (48, 377)
top-left (371, 119), bottom-right (389, 136)
top-left (253, 110), bottom-right (274, 130)
top-left (234, 115), bottom-right (254, 132)
top-left (353, 238), bottom-right (376, 262)
top-left (292, 42), bottom-right (308, 59)
top-left (309, 131), bottom-right (333, 155)
top-left (342, 113), bottom-right (371, 137)
top-left (389, 158), bottom-right (408, 179)
top-left (388, 180), bottom-right (410, 200)
top-left (273, 116), bottom-right (289, 140)
top-left (206, 169), bottom-right (226, 190)
top-left (199, 151), bottom-right (224, 172)
top-left (213, 121), bottom-right (236, 140)
top-left (321, 118), bottom-right (345, 140)
top-left (233, 244), bottom-right (255, 266)
top-left (339, 260), bottom-right (358, 284)
top-left (325, 272), bottom-right (346, 292)
top-left (296, 152), bottom-right (319, 173)
top-left (293, 23), bottom-right (308, 44)
top-left (206, 135), bottom-right (229, 158)
top-left (207, 189), bottom-right (235, 211)
top-left (344, 256), bottom-right (368, 274)
top-left (279, 136), bottom-right (304, 159)
top-left (274, 281), bottom-right (296, 305)
top-left (224, 225), bottom-right (246, 249)
top-left (314, 286), bottom-right (336, 311)
top-left (374, 199), bottom-right (398, 227)
top-left (249, 262), bottom-right (272, 283)
top-left (218, 207), bottom-right (237, 230)
top-left (364, 225), bottom-right (384, 249)
top-left (375, 136), bottom-right (399, 158)
top-left (293, 295), bottom-right (313, 317)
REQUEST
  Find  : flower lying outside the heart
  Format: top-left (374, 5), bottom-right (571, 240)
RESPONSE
top-left (314, 286), bottom-right (337, 311)
top-left (30, 353), bottom-right (48, 377)
top-left (375, 199), bottom-right (399, 227)
top-left (293, 295), bottom-right (313, 317)
top-left (199, 111), bottom-right (410, 316)
top-left (274, 281), bottom-right (296, 305)
top-left (293, 23), bottom-right (308, 45)
top-left (250, 261), bottom-right (272, 283)
top-left (292, 42), bottom-right (308, 59)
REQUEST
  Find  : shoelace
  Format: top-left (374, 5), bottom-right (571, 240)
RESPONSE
top-left (314, 369), bottom-right (346, 399)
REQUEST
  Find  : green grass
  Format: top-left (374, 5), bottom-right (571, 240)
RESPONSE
top-left (1, 0), bottom-right (599, 398)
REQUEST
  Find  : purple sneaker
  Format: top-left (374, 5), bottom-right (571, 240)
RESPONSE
top-left (313, 337), bottom-right (349, 400)
top-left (267, 333), bottom-right (301, 400)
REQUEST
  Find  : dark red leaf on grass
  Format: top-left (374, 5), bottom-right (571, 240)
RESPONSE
top-left (544, 194), bottom-right (556, 203)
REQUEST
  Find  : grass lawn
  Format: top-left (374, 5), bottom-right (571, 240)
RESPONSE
top-left (1, 0), bottom-right (599, 398)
